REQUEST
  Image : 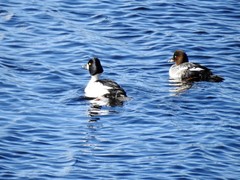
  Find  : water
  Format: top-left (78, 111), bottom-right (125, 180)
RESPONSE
top-left (0, 0), bottom-right (240, 179)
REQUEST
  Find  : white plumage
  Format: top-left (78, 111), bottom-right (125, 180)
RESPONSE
top-left (83, 58), bottom-right (127, 105)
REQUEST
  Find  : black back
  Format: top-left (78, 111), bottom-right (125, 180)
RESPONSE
top-left (181, 63), bottom-right (224, 82)
top-left (97, 79), bottom-right (127, 98)
top-left (182, 63), bottom-right (212, 82)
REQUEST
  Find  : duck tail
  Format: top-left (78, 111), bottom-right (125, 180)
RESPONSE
top-left (209, 75), bottom-right (224, 82)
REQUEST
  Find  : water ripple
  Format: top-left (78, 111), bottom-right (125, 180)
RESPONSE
top-left (1, 0), bottom-right (240, 179)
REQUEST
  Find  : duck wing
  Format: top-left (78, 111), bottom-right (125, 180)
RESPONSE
top-left (182, 63), bottom-right (213, 82)
top-left (97, 79), bottom-right (127, 98)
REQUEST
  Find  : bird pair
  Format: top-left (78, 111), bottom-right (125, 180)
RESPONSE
top-left (83, 50), bottom-right (224, 103)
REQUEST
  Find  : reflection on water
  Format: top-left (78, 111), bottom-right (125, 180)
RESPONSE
top-left (169, 79), bottom-right (193, 95)
top-left (89, 96), bottom-right (128, 107)
top-left (87, 96), bottom-right (128, 119)
top-left (64, 95), bottom-right (127, 120)
top-left (88, 104), bottom-right (113, 118)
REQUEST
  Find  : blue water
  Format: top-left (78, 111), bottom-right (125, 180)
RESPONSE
top-left (1, 0), bottom-right (240, 179)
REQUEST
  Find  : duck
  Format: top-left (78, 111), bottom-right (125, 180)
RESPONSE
top-left (83, 57), bottom-right (127, 102)
top-left (169, 50), bottom-right (224, 82)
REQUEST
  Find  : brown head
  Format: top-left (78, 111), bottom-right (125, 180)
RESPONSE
top-left (170, 50), bottom-right (189, 65)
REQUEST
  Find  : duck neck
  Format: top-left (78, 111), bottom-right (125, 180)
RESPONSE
top-left (90, 74), bottom-right (101, 82)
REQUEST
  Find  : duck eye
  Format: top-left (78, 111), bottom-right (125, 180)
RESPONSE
top-left (88, 63), bottom-right (92, 66)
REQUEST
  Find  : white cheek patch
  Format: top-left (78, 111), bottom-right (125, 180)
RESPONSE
top-left (86, 64), bottom-right (90, 70)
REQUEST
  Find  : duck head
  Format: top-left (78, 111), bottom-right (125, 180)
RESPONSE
top-left (84, 57), bottom-right (104, 75)
top-left (169, 50), bottom-right (189, 65)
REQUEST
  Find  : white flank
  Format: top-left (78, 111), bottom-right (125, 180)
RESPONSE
top-left (84, 74), bottom-right (110, 98)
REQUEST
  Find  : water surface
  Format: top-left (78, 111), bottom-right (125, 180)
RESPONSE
top-left (0, 0), bottom-right (240, 179)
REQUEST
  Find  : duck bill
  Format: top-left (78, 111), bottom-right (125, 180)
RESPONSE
top-left (82, 63), bottom-right (89, 70)
top-left (168, 58), bottom-right (174, 63)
